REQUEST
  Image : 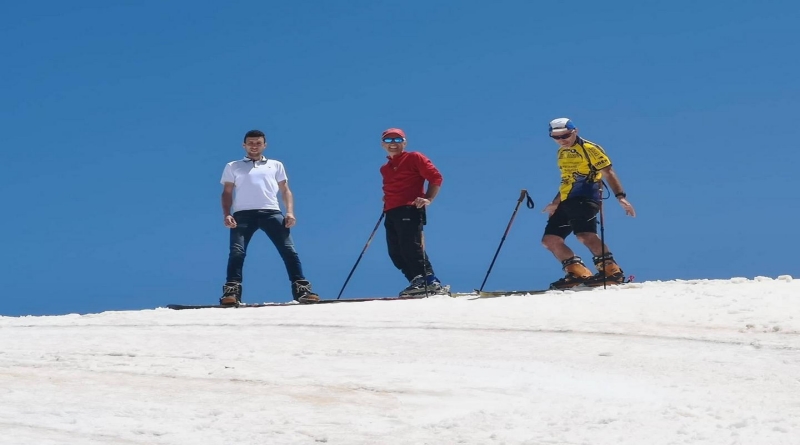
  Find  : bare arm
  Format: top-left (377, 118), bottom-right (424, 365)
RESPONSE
top-left (278, 180), bottom-right (296, 227)
top-left (221, 182), bottom-right (236, 227)
top-left (601, 166), bottom-right (625, 197)
top-left (601, 166), bottom-right (635, 217)
top-left (542, 191), bottom-right (562, 216)
top-left (413, 183), bottom-right (441, 208)
top-left (425, 183), bottom-right (441, 202)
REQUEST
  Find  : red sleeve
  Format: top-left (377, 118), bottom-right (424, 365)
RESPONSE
top-left (414, 152), bottom-right (443, 186)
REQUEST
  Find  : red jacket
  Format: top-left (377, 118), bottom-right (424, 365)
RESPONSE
top-left (381, 151), bottom-right (443, 211)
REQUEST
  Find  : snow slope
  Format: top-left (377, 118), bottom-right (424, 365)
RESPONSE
top-left (1, 277), bottom-right (798, 445)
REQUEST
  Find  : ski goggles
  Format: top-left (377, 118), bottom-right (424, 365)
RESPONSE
top-left (550, 132), bottom-right (574, 140)
top-left (382, 137), bottom-right (405, 143)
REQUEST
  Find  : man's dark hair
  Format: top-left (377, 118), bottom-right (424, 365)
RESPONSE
top-left (243, 130), bottom-right (266, 142)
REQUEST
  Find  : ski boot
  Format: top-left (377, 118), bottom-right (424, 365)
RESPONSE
top-left (584, 253), bottom-right (626, 287)
top-left (550, 256), bottom-right (593, 289)
top-left (220, 281), bottom-right (242, 306)
top-left (292, 279), bottom-right (320, 304)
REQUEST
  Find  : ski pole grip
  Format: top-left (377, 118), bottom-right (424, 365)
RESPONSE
top-left (518, 189), bottom-right (535, 209)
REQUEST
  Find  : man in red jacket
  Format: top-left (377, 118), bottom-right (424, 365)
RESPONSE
top-left (380, 128), bottom-right (447, 296)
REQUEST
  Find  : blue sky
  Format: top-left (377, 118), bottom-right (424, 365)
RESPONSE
top-left (2, 0), bottom-right (797, 316)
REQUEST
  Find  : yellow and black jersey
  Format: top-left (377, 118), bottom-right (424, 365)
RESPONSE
top-left (556, 138), bottom-right (611, 202)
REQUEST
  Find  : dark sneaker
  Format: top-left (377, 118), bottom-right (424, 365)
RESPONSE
top-left (297, 294), bottom-right (320, 304)
top-left (399, 274), bottom-right (446, 296)
top-left (220, 281), bottom-right (242, 306)
top-left (292, 280), bottom-right (320, 304)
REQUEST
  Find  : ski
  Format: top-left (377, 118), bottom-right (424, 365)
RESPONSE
top-left (166, 302), bottom-right (296, 310)
top-left (473, 288), bottom-right (558, 298)
top-left (166, 292), bottom-right (454, 310)
top-left (472, 276), bottom-right (637, 299)
top-left (471, 287), bottom-right (615, 297)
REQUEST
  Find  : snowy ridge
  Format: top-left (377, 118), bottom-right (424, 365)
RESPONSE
top-left (1, 276), bottom-right (798, 445)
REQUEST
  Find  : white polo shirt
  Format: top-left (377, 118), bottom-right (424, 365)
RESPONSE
top-left (220, 156), bottom-right (288, 212)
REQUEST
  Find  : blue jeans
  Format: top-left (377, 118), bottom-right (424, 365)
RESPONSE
top-left (226, 209), bottom-right (305, 283)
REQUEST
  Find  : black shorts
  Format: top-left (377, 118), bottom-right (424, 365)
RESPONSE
top-left (544, 198), bottom-right (600, 239)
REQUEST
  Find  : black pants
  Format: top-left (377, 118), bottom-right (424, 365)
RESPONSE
top-left (384, 206), bottom-right (434, 281)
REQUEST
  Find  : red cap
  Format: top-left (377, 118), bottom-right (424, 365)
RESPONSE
top-left (382, 128), bottom-right (406, 138)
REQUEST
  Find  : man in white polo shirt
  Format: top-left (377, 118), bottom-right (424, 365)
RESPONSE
top-left (219, 129), bottom-right (319, 305)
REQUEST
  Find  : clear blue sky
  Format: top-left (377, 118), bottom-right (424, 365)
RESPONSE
top-left (2, 1), bottom-right (797, 316)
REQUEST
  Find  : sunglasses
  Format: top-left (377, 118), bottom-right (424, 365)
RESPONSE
top-left (550, 132), bottom-right (574, 140)
top-left (382, 137), bottom-right (405, 143)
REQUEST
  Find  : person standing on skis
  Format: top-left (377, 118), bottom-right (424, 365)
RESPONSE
top-left (218, 129), bottom-right (319, 306)
top-left (541, 118), bottom-right (636, 289)
top-left (379, 128), bottom-right (447, 296)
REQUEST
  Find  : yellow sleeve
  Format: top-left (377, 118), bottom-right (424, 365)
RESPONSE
top-left (586, 144), bottom-right (611, 170)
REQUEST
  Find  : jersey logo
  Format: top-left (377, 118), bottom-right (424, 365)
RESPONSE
top-left (558, 148), bottom-right (583, 160)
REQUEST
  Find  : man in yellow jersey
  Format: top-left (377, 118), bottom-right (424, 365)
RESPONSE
top-left (541, 118), bottom-right (636, 289)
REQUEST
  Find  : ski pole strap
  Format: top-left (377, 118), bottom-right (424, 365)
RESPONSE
top-left (517, 189), bottom-right (535, 209)
top-left (576, 139), bottom-right (611, 200)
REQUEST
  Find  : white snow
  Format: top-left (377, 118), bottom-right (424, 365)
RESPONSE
top-left (1, 277), bottom-right (799, 445)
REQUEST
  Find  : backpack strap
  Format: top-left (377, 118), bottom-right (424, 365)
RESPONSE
top-left (576, 138), bottom-right (609, 199)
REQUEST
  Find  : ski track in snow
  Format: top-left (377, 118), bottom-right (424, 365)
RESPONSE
top-left (1, 277), bottom-right (798, 445)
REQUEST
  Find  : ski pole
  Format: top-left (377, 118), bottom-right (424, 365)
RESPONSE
top-left (477, 189), bottom-right (535, 292)
top-left (598, 189), bottom-right (608, 289)
top-left (336, 212), bottom-right (385, 300)
top-left (419, 208), bottom-right (431, 298)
